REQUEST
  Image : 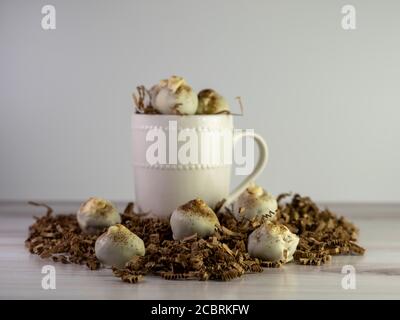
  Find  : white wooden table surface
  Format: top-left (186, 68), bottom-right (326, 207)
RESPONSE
top-left (0, 202), bottom-right (399, 300)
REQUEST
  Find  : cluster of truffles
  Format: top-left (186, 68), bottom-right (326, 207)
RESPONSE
top-left (78, 184), bottom-right (299, 269)
top-left (168, 184), bottom-right (298, 264)
top-left (133, 75), bottom-right (230, 115)
top-left (232, 184), bottom-right (298, 263)
top-left (77, 197), bottom-right (145, 268)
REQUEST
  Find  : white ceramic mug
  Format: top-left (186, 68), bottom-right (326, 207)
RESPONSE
top-left (132, 114), bottom-right (268, 218)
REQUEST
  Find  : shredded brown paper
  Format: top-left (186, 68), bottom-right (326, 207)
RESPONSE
top-left (25, 194), bottom-right (365, 283)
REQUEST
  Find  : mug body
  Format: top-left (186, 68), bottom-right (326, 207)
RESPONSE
top-left (132, 114), bottom-right (234, 218)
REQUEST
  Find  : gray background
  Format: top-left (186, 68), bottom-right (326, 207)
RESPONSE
top-left (1, 0), bottom-right (399, 203)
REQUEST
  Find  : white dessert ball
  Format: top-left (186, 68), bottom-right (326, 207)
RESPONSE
top-left (95, 224), bottom-right (145, 268)
top-left (77, 197), bottom-right (121, 234)
top-left (248, 221), bottom-right (299, 263)
top-left (170, 198), bottom-right (220, 240)
top-left (232, 184), bottom-right (277, 221)
top-left (150, 76), bottom-right (198, 115)
top-left (196, 89), bottom-right (230, 114)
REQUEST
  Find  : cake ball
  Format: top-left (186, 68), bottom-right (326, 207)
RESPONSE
top-left (196, 89), bottom-right (230, 114)
top-left (232, 184), bottom-right (277, 221)
top-left (77, 197), bottom-right (121, 234)
top-left (95, 224), bottom-right (145, 268)
top-left (150, 76), bottom-right (198, 115)
top-left (170, 198), bottom-right (220, 240)
top-left (248, 221), bottom-right (299, 263)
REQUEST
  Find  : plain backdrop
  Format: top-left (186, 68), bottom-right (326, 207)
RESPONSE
top-left (1, 0), bottom-right (399, 203)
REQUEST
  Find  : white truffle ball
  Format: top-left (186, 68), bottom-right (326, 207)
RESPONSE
top-left (232, 184), bottom-right (277, 221)
top-left (150, 76), bottom-right (198, 115)
top-left (248, 221), bottom-right (299, 263)
top-left (196, 89), bottom-right (230, 114)
top-left (170, 198), bottom-right (220, 240)
top-left (95, 224), bottom-right (145, 268)
top-left (77, 197), bottom-right (121, 234)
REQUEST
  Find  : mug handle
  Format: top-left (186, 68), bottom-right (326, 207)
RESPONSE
top-left (217, 130), bottom-right (269, 212)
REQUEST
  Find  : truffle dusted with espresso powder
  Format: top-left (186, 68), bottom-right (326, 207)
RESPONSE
top-left (170, 199), bottom-right (220, 240)
top-left (95, 224), bottom-right (145, 268)
top-left (232, 184), bottom-right (277, 222)
top-left (77, 197), bottom-right (121, 235)
top-left (196, 89), bottom-right (230, 114)
top-left (149, 76), bottom-right (198, 115)
top-left (248, 221), bottom-right (299, 263)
